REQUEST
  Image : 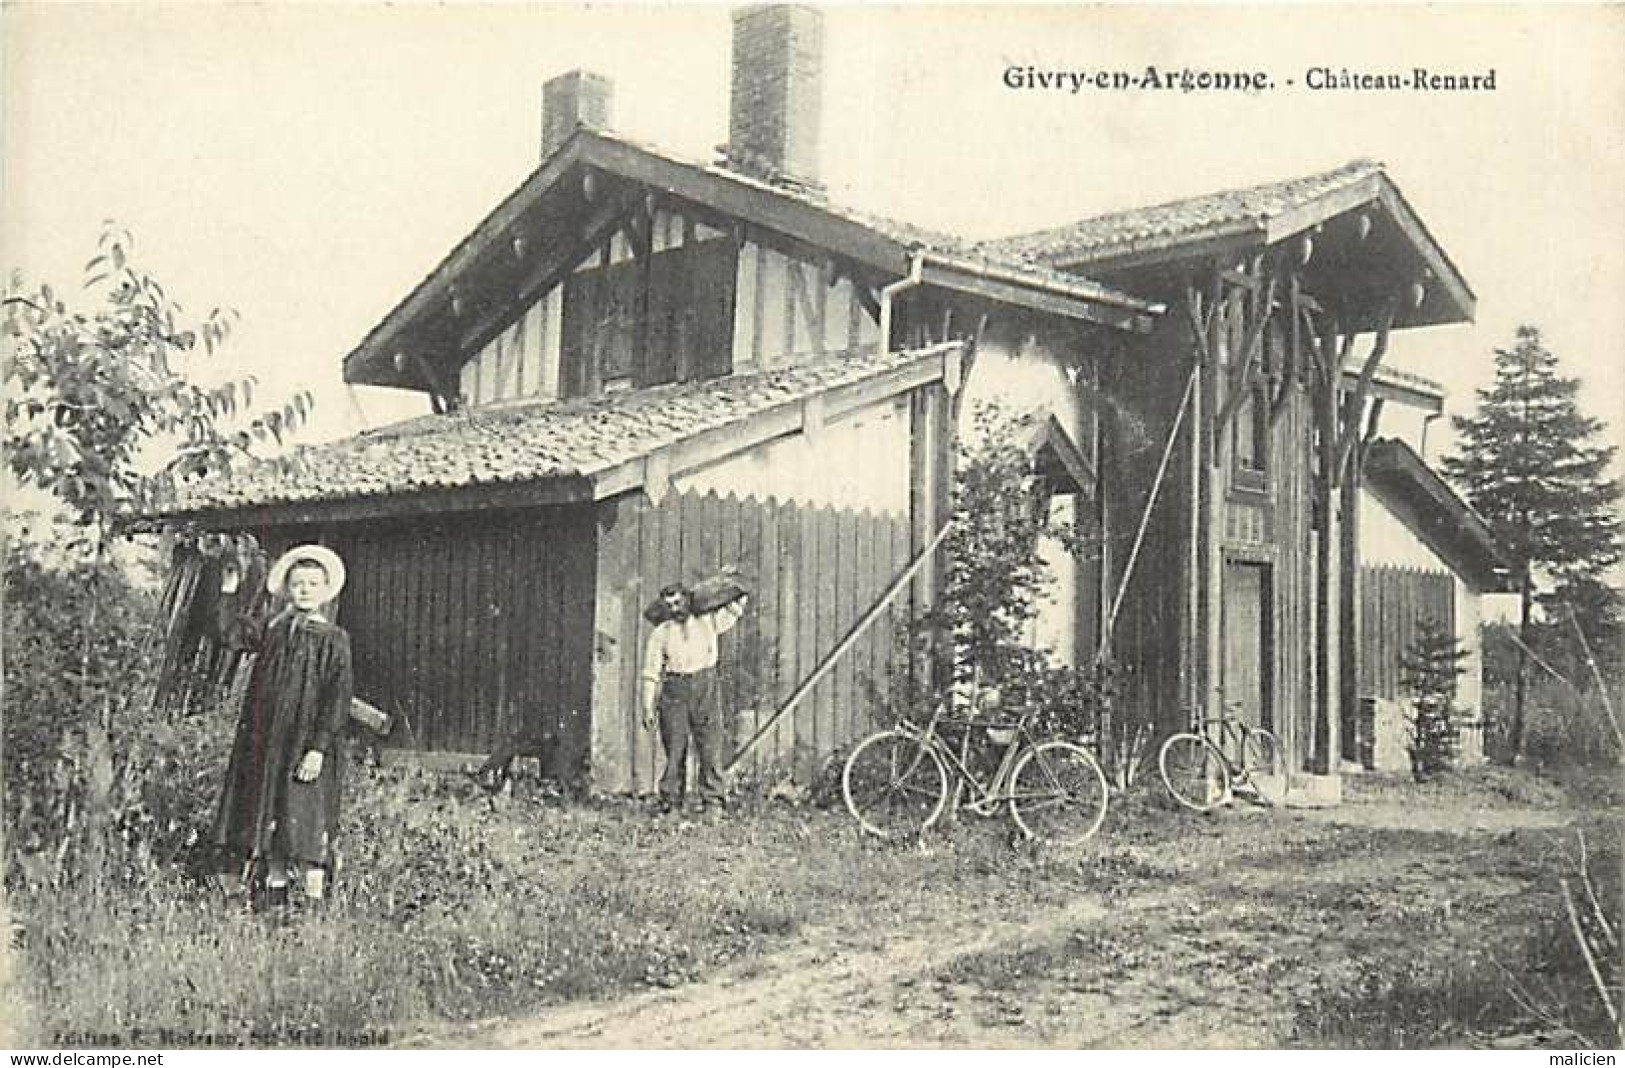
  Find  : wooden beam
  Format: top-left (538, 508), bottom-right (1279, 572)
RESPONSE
top-left (457, 192), bottom-right (633, 354)
top-left (1183, 279), bottom-right (1212, 365)
top-left (409, 352), bottom-right (458, 413)
top-left (1343, 368), bottom-right (1443, 413)
top-left (1031, 413), bottom-right (1096, 494)
top-left (1218, 267), bottom-right (1262, 291)
top-left (1216, 265), bottom-right (1279, 436)
top-left (1261, 173), bottom-right (1382, 248)
top-left (642, 449), bottom-right (671, 505)
top-left (800, 393), bottom-right (827, 443)
top-left (580, 135), bottom-right (910, 277)
top-left (942, 344), bottom-right (964, 395)
top-left (1335, 297), bottom-right (1399, 481)
top-left (344, 137), bottom-right (595, 382)
top-left (1271, 270), bottom-right (1301, 425)
top-left (1049, 225), bottom-right (1260, 277)
top-left (853, 282), bottom-right (881, 326)
top-left (1359, 396), bottom-right (1386, 463)
top-left (1375, 182), bottom-right (1475, 323)
top-left (916, 262), bottom-right (1152, 333)
top-left (631, 193), bottom-right (655, 388)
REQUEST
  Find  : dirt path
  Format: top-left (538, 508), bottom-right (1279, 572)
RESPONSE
top-left (404, 785), bottom-right (1592, 1049)
top-left (419, 888), bottom-right (1275, 1049)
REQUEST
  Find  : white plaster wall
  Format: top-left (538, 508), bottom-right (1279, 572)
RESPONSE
top-left (1361, 485), bottom-right (1489, 760)
top-left (462, 286), bottom-right (562, 406)
top-left (1455, 573), bottom-right (1484, 722)
top-left (1035, 496), bottom-right (1078, 665)
top-left (732, 241), bottom-right (879, 372)
top-left (674, 395), bottom-right (910, 515)
top-left (959, 331), bottom-right (1086, 449)
top-left (1360, 487), bottom-right (1449, 572)
top-left (962, 329), bottom-right (1089, 668)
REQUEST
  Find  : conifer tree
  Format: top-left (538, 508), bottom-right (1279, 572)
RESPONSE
top-left (1443, 325), bottom-right (1622, 763)
top-left (1399, 618), bottom-right (1470, 781)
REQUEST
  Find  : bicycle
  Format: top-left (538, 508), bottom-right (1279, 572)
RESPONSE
top-left (1157, 700), bottom-right (1284, 811)
top-left (841, 701), bottom-right (1110, 846)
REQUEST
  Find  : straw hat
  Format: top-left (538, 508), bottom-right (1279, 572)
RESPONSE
top-left (266, 543), bottom-right (347, 602)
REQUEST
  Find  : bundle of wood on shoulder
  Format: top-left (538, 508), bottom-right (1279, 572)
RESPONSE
top-left (642, 568), bottom-right (752, 623)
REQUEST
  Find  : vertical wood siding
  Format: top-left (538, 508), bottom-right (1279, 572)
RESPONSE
top-left (589, 488), bottom-right (912, 794)
top-left (327, 507), bottom-right (595, 772)
top-left (1357, 565), bottom-right (1456, 701)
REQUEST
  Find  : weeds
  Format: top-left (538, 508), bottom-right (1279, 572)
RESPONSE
top-left (1293, 822), bottom-right (1623, 1049)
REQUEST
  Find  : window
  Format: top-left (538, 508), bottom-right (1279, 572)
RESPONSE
top-left (559, 228), bottom-right (738, 399)
top-left (1233, 382), bottom-right (1269, 492)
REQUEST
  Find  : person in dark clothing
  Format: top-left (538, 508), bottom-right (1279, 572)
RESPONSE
top-left (212, 544), bottom-right (352, 907)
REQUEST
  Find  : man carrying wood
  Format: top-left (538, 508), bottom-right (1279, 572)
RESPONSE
top-left (641, 580), bottom-right (748, 814)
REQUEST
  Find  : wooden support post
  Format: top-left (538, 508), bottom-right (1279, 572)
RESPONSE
top-left (1181, 277), bottom-right (1213, 728)
top-left (1216, 266), bottom-right (1279, 436)
top-left (1272, 272), bottom-right (1302, 425)
top-left (1338, 449), bottom-right (1361, 765)
top-left (1311, 312), bottom-right (1342, 775)
top-left (1204, 289), bottom-right (1225, 730)
top-left (631, 197), bottom-right (655, 387)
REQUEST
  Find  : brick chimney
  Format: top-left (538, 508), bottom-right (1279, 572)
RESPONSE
top-left (541, 69), bottom-right (613, 160)
top-left (726, 5), bottom-right (823, 188)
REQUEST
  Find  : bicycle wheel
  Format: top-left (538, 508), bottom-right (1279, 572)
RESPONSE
top-left (1241, 727), bottom-right (1284, 806)
top-left (842, 729), bottom-right (949, 840)
top-left (1158, 732), bottom-right (1231, 812)
top-left (1008, 741), bottom-right (1110, 847)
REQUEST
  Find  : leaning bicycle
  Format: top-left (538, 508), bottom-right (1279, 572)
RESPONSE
top-left (1157, 701), bottom-right (1284, 812)
top-left (842, 702), bottom-right (1109, 846)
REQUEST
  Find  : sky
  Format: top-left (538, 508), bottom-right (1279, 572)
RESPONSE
top-left (6, 3), bottom-right (1624, 466)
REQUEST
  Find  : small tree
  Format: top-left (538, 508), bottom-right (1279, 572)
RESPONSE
top-left (1399, 618), bottom-right (1470, 781)
top-left (3, 225), bottom-right (309, 890)
top-left (907, 402), bottom-right (1112, 744)
top-left (1443, 324), bottom-right (1623, 765)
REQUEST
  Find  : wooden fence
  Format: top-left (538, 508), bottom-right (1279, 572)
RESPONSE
top-left (1358, 564), bottom-right (1455, 700)
top-left (330, 507), bottom-right (597, 772)
top-left (592, 488), bottom-right (914, 794)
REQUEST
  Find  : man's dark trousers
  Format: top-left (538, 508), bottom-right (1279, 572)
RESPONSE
top-left (657, 669), bottom-right (725, 806)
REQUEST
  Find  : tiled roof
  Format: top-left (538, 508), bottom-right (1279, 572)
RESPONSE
top-left (1364, 437), bottom-right (1509, 591)
top-left (984, 160), bottom-right (1383, 266)
top-left (348, 128), bottom-right (1156, 385)
top-left (157, 345), bottom-right (947, 518)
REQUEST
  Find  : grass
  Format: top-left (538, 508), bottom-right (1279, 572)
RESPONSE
top-left (11, 757), bottom-right (1620, 1048)
top-left (9, 760), bottom-right (1104, 1047)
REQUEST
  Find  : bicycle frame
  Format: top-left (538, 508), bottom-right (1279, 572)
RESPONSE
top-left (1186, 701), bottom-right (1262, 772)
top-left (900, 704), bottom-right (1043, 814)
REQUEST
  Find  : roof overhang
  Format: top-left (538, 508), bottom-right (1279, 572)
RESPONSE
top-left (1018, 412), bottom-right (1096, 495)
top-left (344, 130), bottom-right (1156, 391)
top-left (144, 344), bottom-right (960, 533)
top-left (1363, 437), bottom-right (1511, 592)
top-left (1340, 364), bottom-right (1444, 412)
top-left (1041, 172), bottom-right (1475, 334)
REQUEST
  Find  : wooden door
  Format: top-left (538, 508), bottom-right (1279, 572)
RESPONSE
top-left (1222, 561), bottom-right (1273, 731)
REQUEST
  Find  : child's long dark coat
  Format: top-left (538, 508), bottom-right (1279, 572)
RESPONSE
top-left (211, 612), bottom-right (353, 866)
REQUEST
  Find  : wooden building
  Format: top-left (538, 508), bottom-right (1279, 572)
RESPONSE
top-left (153, 7), bottom-right (1155, 791)
top-left (1357, 436), bottom-right (1510, 770)
top-left (154, 6), bottom-right (1480, 801)
top-left (989, 161), bottom-right (1477, 798)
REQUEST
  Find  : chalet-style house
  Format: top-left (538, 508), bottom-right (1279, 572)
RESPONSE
top-left (156, 5), bottom-right (1485, 801)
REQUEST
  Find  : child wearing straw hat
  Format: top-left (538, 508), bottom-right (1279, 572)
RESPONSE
top-left (210, 543), bottom-right (353, 911)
